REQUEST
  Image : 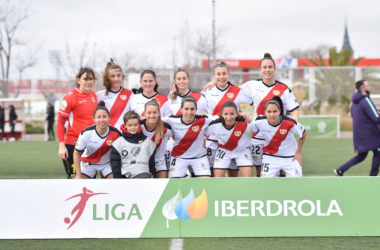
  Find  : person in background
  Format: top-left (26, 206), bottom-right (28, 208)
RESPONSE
top-left (8, 105), bottom-right (17, 142)
top-left (0, 105), bottom-right (5, 141)
top-left (46, 103), bottom-right (55, 141)
top-left (334, 80), bottom-right (380, 176)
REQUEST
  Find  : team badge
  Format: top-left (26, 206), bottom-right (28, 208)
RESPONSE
top-left (234, 131), bottom-right (241, 136)
top-left (91, 97), bottom-right (95, 102)
top-left (227, 93), bottom-right (234, 98)
top-left (273, 90), bottom-right (280, 95)
top-left (192, 126), bottom-right (199, 132)
top-left (131, 147), bottom-right (141, 156)
top-left (120, 95), bottom-right (127, 100)
top-left (107, 140), bottom-right (112, 146)
top-left (280, 129), bottom-right (287, 135)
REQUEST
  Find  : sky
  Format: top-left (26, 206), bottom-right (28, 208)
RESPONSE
top-left (7, 0), bottom-right (380, 80)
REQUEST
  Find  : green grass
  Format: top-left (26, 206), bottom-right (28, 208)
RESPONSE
top-left (0, 139), bottom-right (378, 249)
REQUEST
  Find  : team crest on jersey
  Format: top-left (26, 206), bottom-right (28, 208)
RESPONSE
top-left (280, 129), bottom-right (287, 135)
top-left (192, 126), bottom-right (199, 132)
top-left (227, 93), bottom-right (234, 98)
top-left (273, 90), bottom-right (280, 95)
top-left (120, 95), bottom-right (127, 100)
top-left (91, 97), bottom-right (95, 102)
top-left (106, 140), bottom-right (113, 146)
top-left (131, 147), bottom-right (141, 156)
top-left (234, 131), bottom-right (241, 136)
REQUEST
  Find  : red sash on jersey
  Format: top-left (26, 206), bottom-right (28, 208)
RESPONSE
top-left (141, 94), bottom-right (168, 116)
top-left (109, 89), bottom-right (132, 126)
top-left (219, 121), bottom-right (247, 151)
top-left (212, 86), bottom-right (240, 115)
top-left (150, 126), bottom-right (168, 147)
top-left (263, 120), bottom-right (294, 155)
top-left (171, 118), bottom-right (206, 157)
top-left (175, 92), bottom-right (202, 115)
top-left (81, 130), bottom-right (120, 163)
top-left (256, 82), bottom-right (288, 116)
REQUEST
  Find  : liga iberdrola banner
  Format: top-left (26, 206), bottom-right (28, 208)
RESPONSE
top-left (1, 178), bottom-right (380, 238)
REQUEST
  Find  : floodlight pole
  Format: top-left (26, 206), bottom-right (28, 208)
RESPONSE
top-left (212, 0), bottom-right (216, 68)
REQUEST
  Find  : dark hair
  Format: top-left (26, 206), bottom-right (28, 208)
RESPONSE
top-left (172, 68), bottom-right (190, 101)
top-left (76, 67), bottom-right (96, 87)
top-left (9, 105), bottom-right (15, 110)
top-left (265, 96), bottom-right (284, 115)
top-left (219, 101), bottom-right (238, 127)
top-left (140, 69), bottom-right (159, 92)
top-left (355, 79), bottom-right (366, 90)
top-left (181, 96), bottom-right (197, 109)
top-left (213, 62), bottom-right (229, 74)
top-left (93, 101), bottom-right (109, 118)
top-left (123, 111), bottom-right (140, 125)
top-left (103, 58), bottom-right (126, 96)
top-left (259, 53), bottom-right (276, 69)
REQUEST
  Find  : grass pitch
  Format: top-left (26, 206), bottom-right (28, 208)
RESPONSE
top-left (0, 139), bottom-right (377, 249)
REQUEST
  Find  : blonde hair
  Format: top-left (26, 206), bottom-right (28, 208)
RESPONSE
top-left (171, 68), bottom-right (189, 101)
top-left (144, 99), bottom-right (164, 145)
top-left (103, 58), bottom-right (126, 95)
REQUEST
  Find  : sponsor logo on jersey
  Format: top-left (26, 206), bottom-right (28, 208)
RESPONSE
top-left (131, 147), bottom-right (141, 156)
top-left (280, 129), bottom-right (287, 135)
top-left (120, 95), bottom-right (127, 100)
top-left (91, 97), bottom-right (95, 102)
top-left (78, 100), bottom-right (87, 104)
top-left (234, 131), bottom-right (241, 136)
top-left (60, 100), bottom-right (68, 110)
top-left (106, 140), bottom-right (112, 146)
top-left (121, 150), bottom-right (128, 158)
top-left (227, 93), bottom-right (234, 98)
top-left (273, 90), bottom-right (280, 95)
top-left (192, 126), bottom-right (199, 132)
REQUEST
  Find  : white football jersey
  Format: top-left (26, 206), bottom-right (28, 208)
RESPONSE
top-left (250, 116), bottom-right (305, 157)
top-left (130, 92), bottom-right (168, 117)
top-left (205, 116), bottom-right (251, 151)
top-left (203, 82), bottom-right (252, 117)
top-left (75, 125), bottom-right (121, 164)
top-left (164, 115), bottom-right (213, 159)
top-left (162, 90), bottom-right (207, 116)
top-left (96, 88), bottom-right (133, 132)
top-left (240, 80), bottom-right (299, 119)
top-left (140, 120), bottom-right (173, 159)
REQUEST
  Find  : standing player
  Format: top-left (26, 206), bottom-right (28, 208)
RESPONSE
top-left (74, 101), bottom-right (121, 179)
top-left (203, 62), bottom-right (252, 176)
top-left (141, 99), bottom-right (173, 178)
top-left (162, 68), bottom-right (207, 116)
top-left (96, 59), bottom-right (132, 132)
top-left (57, 67), bottom-right (98, 178)
top-left (251, 96), bottom-right (306, 177)
top-left (164, 96), bottom-right (213, 178)
top-left (204, 54), bottom-right (299, 177)
top-left (130, 70), bottom-right (168, 117)
top-left (206, 101), bottom-right (253, 177)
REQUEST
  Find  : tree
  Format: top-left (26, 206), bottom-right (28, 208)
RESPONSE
top-left (286, 44), bottom-right (331, 58)
top-left (0, 1), bottom-right (28, 97)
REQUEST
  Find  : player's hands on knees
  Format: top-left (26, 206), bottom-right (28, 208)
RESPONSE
top-left (202, 80), bottom-right (217, 91)
top-left (293, 152), bottom-right (302, 166)
top-left (58, 145), bottom-right (68, 160)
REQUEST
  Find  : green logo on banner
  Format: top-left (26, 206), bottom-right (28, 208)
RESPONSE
top-left (162, 188), bottom-right (208, 228)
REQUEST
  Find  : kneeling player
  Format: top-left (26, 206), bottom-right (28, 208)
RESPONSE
top-left (206, 101), bottom-right (253, 177)
top-left (251, 96), bottom-right (306, 177)
top-left (74, 101), bottom-right (121, 179)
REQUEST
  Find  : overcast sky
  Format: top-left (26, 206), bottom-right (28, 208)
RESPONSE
top-left (9, 0), bottom-right (380, 80)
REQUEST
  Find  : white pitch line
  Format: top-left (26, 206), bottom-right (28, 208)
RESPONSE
top-left (170, 238), bottom-right (184, 250)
